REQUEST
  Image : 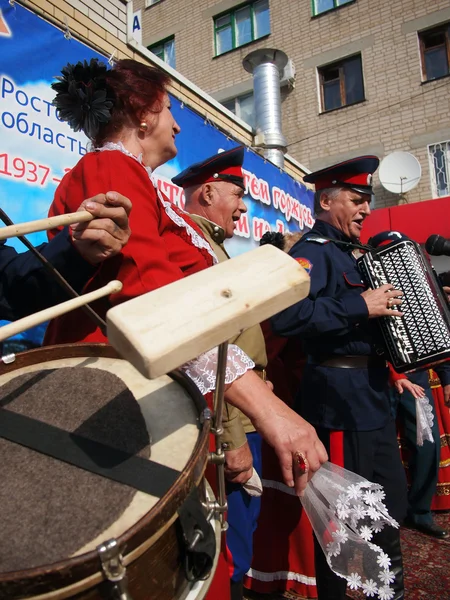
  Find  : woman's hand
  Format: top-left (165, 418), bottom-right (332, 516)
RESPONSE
top-left (394, 378), bottom-right (425, 399)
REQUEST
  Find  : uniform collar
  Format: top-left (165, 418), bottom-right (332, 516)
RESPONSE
top-left (313, 219), bottom-right (354, 243)
top-left (188, 214), bottom-right (226, 244)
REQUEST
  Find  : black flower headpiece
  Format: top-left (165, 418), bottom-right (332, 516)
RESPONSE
top-left (259, 231), bottom-right (286, 251)
top-left (51, 58), bottom-right (114, 140)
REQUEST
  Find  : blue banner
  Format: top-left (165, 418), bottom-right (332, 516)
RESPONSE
top-left (0, 0), bottom-right (314, 346)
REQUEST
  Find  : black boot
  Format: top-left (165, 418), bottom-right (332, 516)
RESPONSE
top-left (372, 527), bottom-right (404, 600)
top-left (230, 578), bottom-right (244, 600)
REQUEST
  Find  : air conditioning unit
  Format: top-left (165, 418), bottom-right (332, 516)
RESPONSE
top-left (280, 59), bottom-right (296, 88)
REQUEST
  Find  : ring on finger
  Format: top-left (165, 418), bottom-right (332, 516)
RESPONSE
top-left (387, 297), bottom-right (394, 308)
top-left (294, 451), bottom-right (309, 476)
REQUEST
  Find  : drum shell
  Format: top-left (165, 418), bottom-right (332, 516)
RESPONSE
top-left (0, 344), bottom-right (213, 600)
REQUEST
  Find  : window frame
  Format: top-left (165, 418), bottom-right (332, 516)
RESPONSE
top-left (318, 54), bottom-right (365, 113)
top-left (418, 23), bottom-right (450, 82)
top-left (214, 0), bottom-right (270, 57)
top-left (428, 140), bottom-right (450, 198)
top-left (222, 92), bottom-right (255, 128)
top-left (311, 0), bottom-right (354, 18)
top-left (147, 36), bottom-right (176, 68)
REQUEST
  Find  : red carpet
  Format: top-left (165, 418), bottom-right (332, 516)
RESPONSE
top-left (246, 512), bottom-right (450, 600)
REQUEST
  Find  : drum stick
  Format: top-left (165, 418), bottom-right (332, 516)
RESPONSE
top-left (107, 245), bottom-right (310, 379)
top-left (0, 211), bottom-right (93, 240)
top-left (0, 280), bottom-right (122, 342)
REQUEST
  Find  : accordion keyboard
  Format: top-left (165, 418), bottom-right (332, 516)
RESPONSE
top-left (358, 240), bottom-right (450, 372)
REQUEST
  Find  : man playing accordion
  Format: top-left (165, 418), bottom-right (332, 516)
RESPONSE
top-left (271, 156), bottom-right (407, 600)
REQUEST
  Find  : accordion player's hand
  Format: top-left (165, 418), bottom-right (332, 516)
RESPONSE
top-left (443, 286), bottom-right (450, 302)
top-left (361, 283), bottom-right (404, 318)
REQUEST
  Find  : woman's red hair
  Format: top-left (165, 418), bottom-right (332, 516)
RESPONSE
top-left (93, 59), bottom-right (171, 147)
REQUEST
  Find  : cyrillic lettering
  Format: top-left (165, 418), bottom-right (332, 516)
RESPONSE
top-left (252, 217), bottom-right (270, 241)
top-left (67, 136), bottom-right (77, 152)
top-left (43, 128), bottom-right (54, 144)
top-left (29, 123), bottom-right (42, 139)
top-left (15, 90), bottom-right (29, 106)
top-left (42, 100), bottom-right (53, 118)
top-left (234, 213), bottom-right (250, 238)
top-left (30, 96), bottom-right (41, 113)
top-left (16, 112), bottom-right (29, 134)
top-left (78, 142), bottom-right (87, 156)
top-left (1, 111), bottom-right (15, 129)
top-left (1, 77), bottom-right (14, 99)
top-left (56, 133), bottom-right (66, 148)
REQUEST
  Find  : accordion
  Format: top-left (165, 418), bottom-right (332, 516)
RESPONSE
top-left (357, 239), bottom-right (450, 373)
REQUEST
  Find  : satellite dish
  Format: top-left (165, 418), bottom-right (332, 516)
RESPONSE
top-left (379, 151), bottom-right (421, 195)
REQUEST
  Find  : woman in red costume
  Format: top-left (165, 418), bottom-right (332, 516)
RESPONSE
top-left (46, 58), bottom-right (328, 600)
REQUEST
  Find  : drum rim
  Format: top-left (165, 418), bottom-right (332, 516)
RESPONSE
top-left (0, 343), bottom-right (211, 596)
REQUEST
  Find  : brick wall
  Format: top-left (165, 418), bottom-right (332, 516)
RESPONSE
top-left (134, 0), bottom-right (450, 208)
top-left (21, 0), bottom-right (309, 181)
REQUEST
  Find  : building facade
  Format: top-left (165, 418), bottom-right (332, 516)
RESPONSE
top-left (137, 0), bottom-right (450, 208)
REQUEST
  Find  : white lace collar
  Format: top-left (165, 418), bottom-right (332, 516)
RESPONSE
top-left (97, 141), bottom-right (153, 179)
top-left (96, 141), bottom-right (218, 265)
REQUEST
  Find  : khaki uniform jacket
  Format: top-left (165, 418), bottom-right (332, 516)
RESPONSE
top-left (190, 214), bottom-right (268, 448)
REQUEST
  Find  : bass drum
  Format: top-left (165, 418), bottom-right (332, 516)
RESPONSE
top-left (0, 344), bottom-right (218, 600)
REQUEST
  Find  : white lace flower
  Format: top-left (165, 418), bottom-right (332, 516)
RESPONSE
top-left (326, 541), bottom-right (341, 557)
top-left (347, 573), bottom-right (362, 590)
top-left (362, 579), bottom-right (378, 597)
top-left (379, 570), bottom-right (395, 585)
top-left (336, 494), bottom-right (350, 510)
top-left (373, 489), bottom-right (386, 502)
top-left (377, 552), bottom-right (391, 570)
top-left (360, 525), bottom-right (373, 541)
top-left (363, 490), bottom-right (378, 505)
top-left (332, 526), bottom-right (349, 544)
top-left (372, 521), bottom-right (385, 533)
top-left (366, 506), bottom-right (381, 521)
top-left (347, 484), bottom-right (362, 500)
top-left (351, 504), bottom-right (367, 525)
top-left (378, 585), bottom-right (395, 600)
top-left (337, 506), bottom-right (351, 520)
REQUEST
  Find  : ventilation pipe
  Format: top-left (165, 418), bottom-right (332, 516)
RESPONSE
top-left (243, 48), bottom-right (288, 168)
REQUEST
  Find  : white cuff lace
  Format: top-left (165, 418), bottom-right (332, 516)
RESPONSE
top-left (181, 344), bottom-right (255, 394)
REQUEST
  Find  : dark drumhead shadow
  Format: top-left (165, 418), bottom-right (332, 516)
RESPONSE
top-left (0, 367), bottom-right (150, 573)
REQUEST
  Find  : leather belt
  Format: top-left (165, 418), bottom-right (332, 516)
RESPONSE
top-left (307, 355), bottom-right (387, 369)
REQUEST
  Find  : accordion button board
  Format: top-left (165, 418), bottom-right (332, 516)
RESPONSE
top-left (357, 240), bottom-right (450, 373)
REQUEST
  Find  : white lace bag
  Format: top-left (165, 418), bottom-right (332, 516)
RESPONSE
top-left (301, 462), bottom-right (400, 600)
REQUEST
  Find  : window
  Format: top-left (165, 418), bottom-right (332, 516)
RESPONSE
top-left (312, 0), bottom-right (353, 17)
top-left (148, 37), bottom-right (175, 69)
top-left (419, 23), bottom-right (450, 81)
top-left (214, 0), bottom-right (270, 56)
top-left (428, 141), bottom-right (450, 197)
top-left (319, 54), bottom-right (364, 112)
top-left (222, 93), bottom-right (255, 128)
top-left (145, 0), bottom-right (162, 6)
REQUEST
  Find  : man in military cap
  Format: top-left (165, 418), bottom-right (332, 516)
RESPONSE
top-left (271, 157), bottom-right (407, 600)
top-left (173, 147), bottom-right (268, 599)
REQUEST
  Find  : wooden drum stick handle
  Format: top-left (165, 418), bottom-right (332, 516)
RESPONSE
top-left (0, 280), bottom-right (122, 343)
top-left (0, 211), bottom-right (93, 240)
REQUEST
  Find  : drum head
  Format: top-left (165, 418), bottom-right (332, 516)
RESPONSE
top-left (0, 346), bottom-right (205, 578)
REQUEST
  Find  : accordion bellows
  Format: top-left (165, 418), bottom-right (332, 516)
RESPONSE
top-left (358, 240), bottom-right (450, 373)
